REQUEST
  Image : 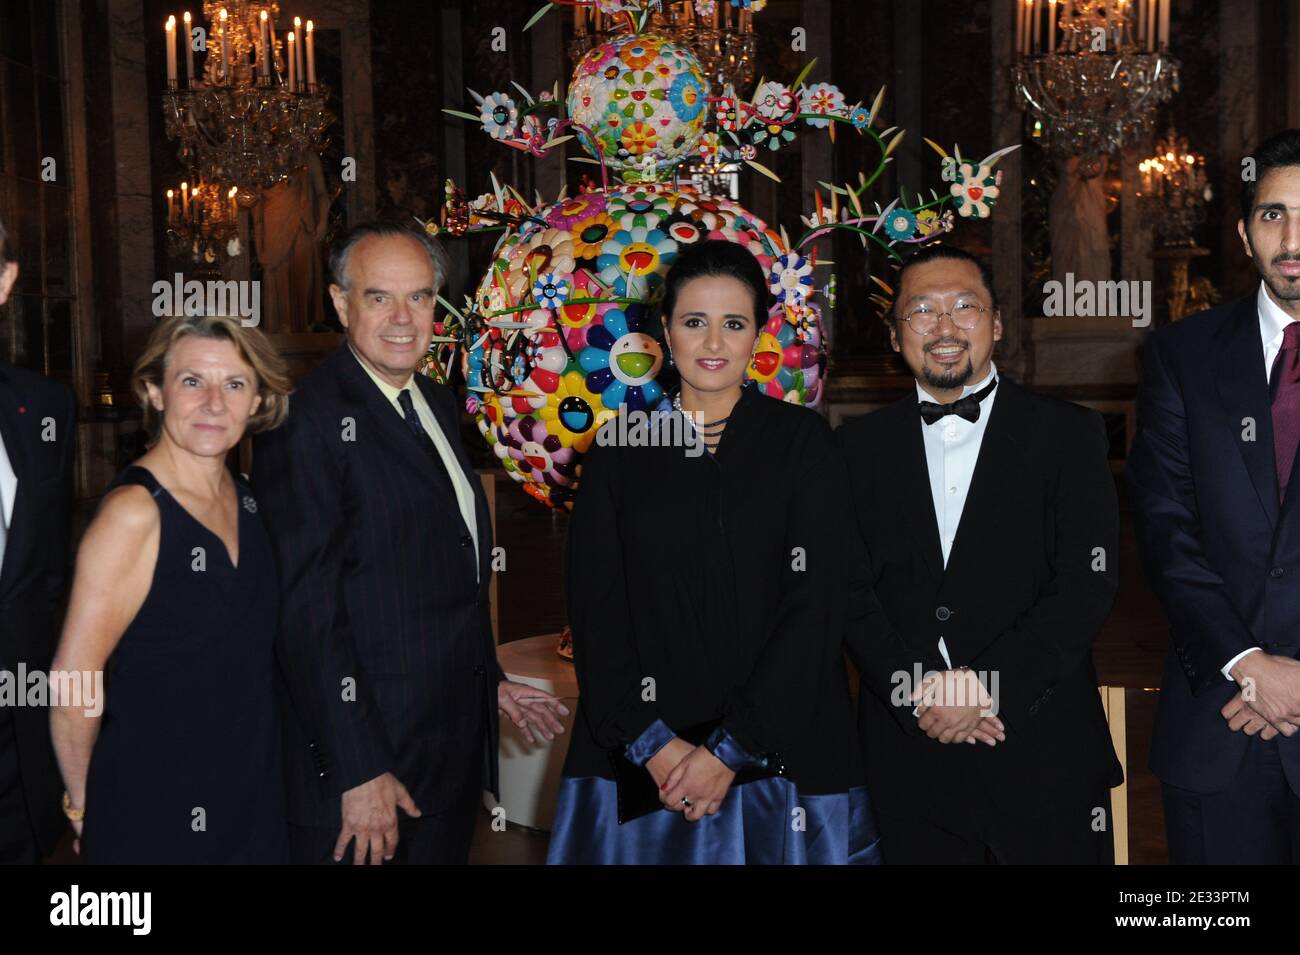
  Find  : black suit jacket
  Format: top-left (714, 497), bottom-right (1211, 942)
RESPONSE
top-left (0, 360), bottom-right (75, 855)
top-left (836, 376), bottom-right (1123, 827)
top-left (1128, 295), bottom-right (1300, 795)
top-left (252, 344), bottom-right (503, 827)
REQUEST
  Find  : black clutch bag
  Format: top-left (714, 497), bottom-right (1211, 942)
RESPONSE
top-left (608, 719), bottom-right (786, 824)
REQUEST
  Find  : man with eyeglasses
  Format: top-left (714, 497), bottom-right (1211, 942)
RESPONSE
top-left (836, 245), bottom-right (1123, 863)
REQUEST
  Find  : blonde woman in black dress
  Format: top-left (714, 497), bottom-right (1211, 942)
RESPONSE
top-left (50, 314), bottom-right (291, 863)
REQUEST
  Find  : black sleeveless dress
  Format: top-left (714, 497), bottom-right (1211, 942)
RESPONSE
top-left (80, 465), bottom-right (289, 864)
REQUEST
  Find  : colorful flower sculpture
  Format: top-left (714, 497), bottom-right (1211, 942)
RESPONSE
top-left (430, 4), bottom-right (1017, 509)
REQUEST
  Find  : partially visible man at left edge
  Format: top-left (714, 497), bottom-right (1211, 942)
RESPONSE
top-left (0, 213), bottom-right (77, 863)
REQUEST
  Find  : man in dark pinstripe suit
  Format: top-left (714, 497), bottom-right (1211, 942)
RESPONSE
top-left (254, 222), bottom-right (567, 865)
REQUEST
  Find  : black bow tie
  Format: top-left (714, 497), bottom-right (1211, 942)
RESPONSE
top-left (918, 377), bottom-right (998, 425)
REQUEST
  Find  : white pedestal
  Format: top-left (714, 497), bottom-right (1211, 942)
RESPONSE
top-left (484, 634), bottom-right (579, 831)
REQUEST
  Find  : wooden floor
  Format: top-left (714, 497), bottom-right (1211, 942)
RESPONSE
top-left (488, 472), bottom-right (1176, 864)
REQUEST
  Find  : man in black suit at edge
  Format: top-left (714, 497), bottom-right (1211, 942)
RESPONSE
top-left (254, 222), bottom-right (568, 865)
top-left (836, 245), bottom-right (1123, 863)
top-left (0, 214), bottom-right (77, 863)
top-left (1129, 129), bottom-right (1300, 863)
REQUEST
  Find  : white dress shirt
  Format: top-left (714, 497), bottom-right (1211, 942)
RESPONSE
top-left (0, 427), bottom-right (14, 574)
top-left (917, 361), bottom-right (999, 668)
top-left (349, 345), bottom-right (481, 580)
top-left (1220, 284), bottom-right (1299, 680)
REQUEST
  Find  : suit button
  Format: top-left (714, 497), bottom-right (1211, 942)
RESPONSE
top-left (935, 606), bottom-right (951, 621)
top-left (460, 535), bottom-right (472, 548)
top-left (1271, 567), bottom-right (1285, 578)
top-left (473, 664), bottom-right (486, 676)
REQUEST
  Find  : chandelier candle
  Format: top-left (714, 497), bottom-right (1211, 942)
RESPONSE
top-left (183, 12), bottom-right (194, 88)
top-left (294, 17), bottom-right (304, 90)
top-left (165, 16), bottom-right (177, 87)
top-left (287, 32), bottom-right (296, 92)
top-left (219, 9), bottom-right (228, 85)
top-left (259, 10), bottom-right (269, 80)
top-left (306, 20), bottom-right (315, 88)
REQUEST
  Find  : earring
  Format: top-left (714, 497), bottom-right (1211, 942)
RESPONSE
top-left (665, 345), bottom-right (674, 366)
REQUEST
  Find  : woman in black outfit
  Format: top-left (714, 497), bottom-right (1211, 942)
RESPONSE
top-left (548, 240), bottom-right (880, 864)
top-left (50, 314), bottom-right (292, 863)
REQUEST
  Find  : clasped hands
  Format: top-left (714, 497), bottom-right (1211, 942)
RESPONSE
top-left (645, 737), bottom-right (735, 822)
top-left (1223, 652), bottom-right (1300, 739)
top-left (911, 668), bottom-right (1006, 746)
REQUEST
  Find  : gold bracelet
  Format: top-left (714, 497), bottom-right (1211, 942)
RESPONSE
top-left (61, 791), bottom-right (84, 822)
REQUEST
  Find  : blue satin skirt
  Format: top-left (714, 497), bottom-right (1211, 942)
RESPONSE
top-left (546, 776), bottom-right (882, 865)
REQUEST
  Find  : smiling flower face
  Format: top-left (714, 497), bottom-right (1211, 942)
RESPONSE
top-left (884, 207), bottom-right (918, 241)
top-left (620, 120), bottom-right (659, 157)
top-left (607, 187), bottom-right (675, 230)
top-left (479, 92), bottom-right (518, 140)
top-left (950, 162), bottom-right (1000, 218)
top-left (532, 272), bottom-right (571, 310)
top-left (769, 252), bottom-right (814, 306)
top-left (537, 370), bottom-right (614, 452)
top-left (801, 83), bottom-right (845, 128)
top-left (595, 225), bottom-right (679, 296)
top-left (578, 306), bottom-right (665, 411)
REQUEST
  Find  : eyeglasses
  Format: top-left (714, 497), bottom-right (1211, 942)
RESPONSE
top-left (900, 299), bottom-right (992, 336)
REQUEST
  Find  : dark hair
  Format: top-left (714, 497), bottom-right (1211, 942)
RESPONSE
top-left (329, 220), bottom-right (451, 291)
top-left (0, 214), bottom-right (9, 266)
top-left (892, 244), bottom-right (998, 327)
top-left (1241, 129), bottom-right (1300, 223)
top-left (659, 239), bottom-right (768, 328)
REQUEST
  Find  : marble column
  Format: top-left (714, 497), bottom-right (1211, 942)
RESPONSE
top-left (800, 0), bottom-right (835, 358)
top-left (107, 0), bottom-right (158, 367)
top-left (989, 0), bottom-right (1026, 378)
top-left (1217, 2), bottom-right (1258, 299)
top-left (311, 0), bottom-right (377, 224)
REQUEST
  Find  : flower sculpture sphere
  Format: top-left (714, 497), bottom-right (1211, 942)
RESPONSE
top-left (461, 182), bottom-right (827, 510)
top-left (566, 33), bottom-right (710, 177)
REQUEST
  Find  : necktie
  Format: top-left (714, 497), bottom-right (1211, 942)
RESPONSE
top-left (397, 388), bottom-right (454, 496)
top-left (1270, 322), bottom-right (1300, 501)
top-left (918, 377), bottom-right (999, 426)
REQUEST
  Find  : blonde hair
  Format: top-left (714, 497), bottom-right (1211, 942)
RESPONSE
top-left (131, 314), bottom-right (291, 442)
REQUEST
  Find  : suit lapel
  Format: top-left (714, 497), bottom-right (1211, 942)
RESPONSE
top-left (334, 346), bottom-right (461, 508)
top-left (1216, 297), bottom-right (1278, 529)
top-left (943, 377), bottom-right (1026, 579)
top-left (889, 400), bottom-right (945, 582)
top-left (0, 366), bottom-right (33, 598)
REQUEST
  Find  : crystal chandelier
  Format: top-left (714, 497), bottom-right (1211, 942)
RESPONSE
top-left (161, 2), bottom-right (333, 207)
top-left (1012, 0), bottom-right (1179, 177)
top-left (567, 1), bottom-right (758, 93)
top-left (163, 177), bottom-right (244, 265)
top-left (1138, 128), bottom-right (1211, 246)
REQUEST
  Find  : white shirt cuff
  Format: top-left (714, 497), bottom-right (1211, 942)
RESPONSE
top-left (1222, 647), bottom-right (1263, 681)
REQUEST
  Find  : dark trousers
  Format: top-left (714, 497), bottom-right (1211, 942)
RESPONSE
top-left (288, 787), bottom-right (482, 865)
top-left (0, 707), bottom-right (40, 864)
top-left (876, 787), bottom-right (1116, 864)
top-left (1162, 734), bottom-right (1300, 864)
